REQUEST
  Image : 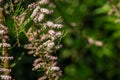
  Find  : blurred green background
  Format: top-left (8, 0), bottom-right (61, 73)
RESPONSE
top-left (11, 0), bottom-right (120, 80)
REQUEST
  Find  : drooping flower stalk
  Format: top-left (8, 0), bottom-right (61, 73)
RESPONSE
top-left (0, 7), bottom-right (13, 80)
top-left (24, 0), bottom-right (63, 80)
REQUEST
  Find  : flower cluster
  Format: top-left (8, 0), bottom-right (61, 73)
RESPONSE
top-left (24, 26), bottom-right (62, 80)
top-left (33, 56), bottom-right (62, 80)
top-left (28, 1), bottom-right (53, 23)
top-left (24, 0), bottom-right (63, 80)
top-left (0, 0), bottom-right (63, 79)
top-left (88, 37), bottom-right (103, 47)
top-left (0, 9), bottom-right (13, 80)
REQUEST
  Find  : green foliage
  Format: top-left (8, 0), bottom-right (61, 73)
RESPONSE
top-left (53, 0), bottom-right (120, 80)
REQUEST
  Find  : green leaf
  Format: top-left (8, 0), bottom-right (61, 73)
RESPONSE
top-left (94, 4), bottom-right (111, 14)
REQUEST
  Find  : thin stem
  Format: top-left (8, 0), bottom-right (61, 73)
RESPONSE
top-left (2, 47), bottom-right (10, 75)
